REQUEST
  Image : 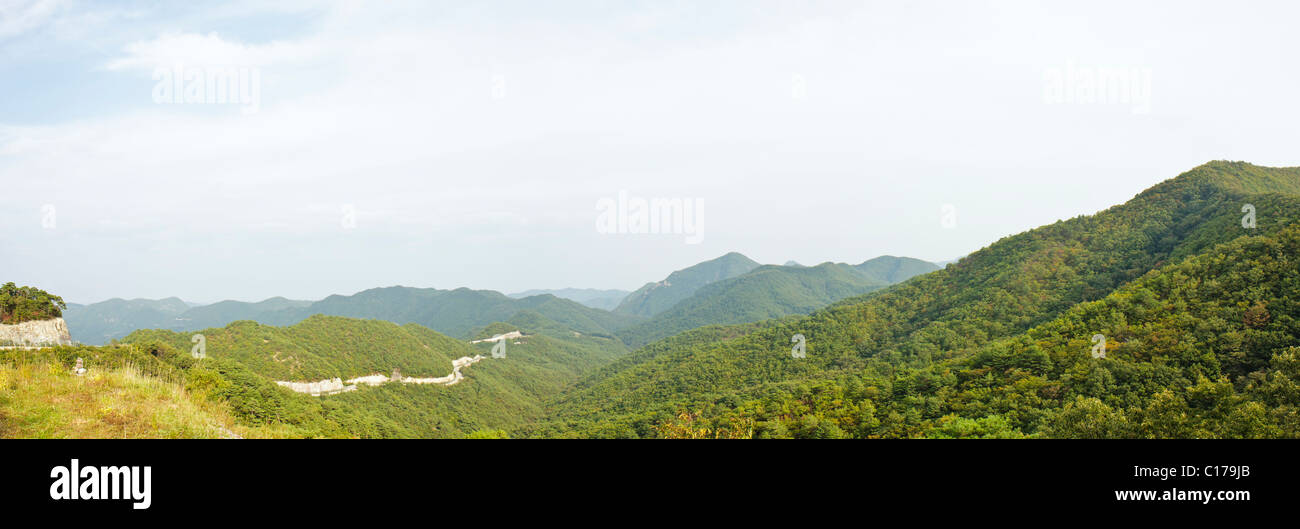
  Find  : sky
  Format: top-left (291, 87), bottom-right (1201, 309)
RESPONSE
top-left (2, 0), bottom-right (1299, 305)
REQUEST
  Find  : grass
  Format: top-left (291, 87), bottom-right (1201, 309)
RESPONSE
top-left (0, 360), bottom-right (299, 439)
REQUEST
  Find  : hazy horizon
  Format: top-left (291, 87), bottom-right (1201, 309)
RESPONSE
top-left (5, 1), bottom-right (1299, 304)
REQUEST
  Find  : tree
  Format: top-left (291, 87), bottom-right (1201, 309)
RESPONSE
top-left (0, 283), bottom-right (67, 324)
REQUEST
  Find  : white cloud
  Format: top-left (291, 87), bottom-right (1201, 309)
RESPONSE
top-left (104, 31), bottom-right (325, 71)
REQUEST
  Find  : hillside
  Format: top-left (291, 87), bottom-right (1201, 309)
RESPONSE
top-left (111, 312), bottom-right (624, 437)
top-left (614, 252), bottom-right (761, 317)
top-left (536, 161), bottom-right (1300, 437)
top-left (126, 315), bottom-right (474, 380)
top-left (608, 224), bottom-right (1300, 439)
top-left (616, 258), bottom-right (937, 348)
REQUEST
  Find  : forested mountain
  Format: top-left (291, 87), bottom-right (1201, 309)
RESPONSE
top-left (508, 288), bottom-right (631, 311)
top-left (614, 252), bottom-right (761, 317)
top-left (63, 297), bottom-right (190, 344)
top-left (616, 257), bottom-right (938, 348)
top-left (535, 161), bottom-right (1300, 438)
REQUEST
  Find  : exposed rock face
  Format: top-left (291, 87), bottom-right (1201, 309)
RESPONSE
top-left (275, 377), bottom-right (355, 396)
top-left (0, 317), bottom-right (73, 347)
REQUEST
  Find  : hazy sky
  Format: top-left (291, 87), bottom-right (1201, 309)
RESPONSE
top-left (3, 0), bottom-right (1299, 304)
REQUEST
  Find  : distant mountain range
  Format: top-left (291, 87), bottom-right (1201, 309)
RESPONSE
top-left (64, 297), bottom-right (194, 345)
top-left (508, 288), bottom-right (631, 311)
top-left (65, 288), bottom-right (641, 345)
top-left (63, 254), bottom-right (940, 347)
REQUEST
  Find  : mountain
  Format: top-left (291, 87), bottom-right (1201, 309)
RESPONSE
top-left (66, 287), bottom-right (642, 345)
top-left (287, 287), bottom-right (640, 339)
top-left (63, 297), bottom-right (190, 345)
top-left (613, 252), bottom-right (761, 317)
top-left (508, 288), bottom-right (631, 311)
top-left (536, 161), bottom-right (1300, 438)
top-left (853, 256), bottom-right (941, 283)
top-left (615, 257), bottom-right (938, 348)
top-left (171, 297), bottom-right (312, 331)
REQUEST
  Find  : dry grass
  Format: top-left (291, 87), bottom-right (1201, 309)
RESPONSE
top-left (0, 360), bottom-right (299, 439)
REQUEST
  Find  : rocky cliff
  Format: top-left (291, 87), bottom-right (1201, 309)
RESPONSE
top-left (0, 317), bottom-right (73, 346)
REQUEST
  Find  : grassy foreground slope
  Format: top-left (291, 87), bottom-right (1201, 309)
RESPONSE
top-left (0, 359), bottom-right (296, 439)
top-left (536, 161), bottom-right (1300, 437)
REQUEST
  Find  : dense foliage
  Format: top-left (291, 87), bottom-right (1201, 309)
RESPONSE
top-left (0, 283), bottom-right (66, 324)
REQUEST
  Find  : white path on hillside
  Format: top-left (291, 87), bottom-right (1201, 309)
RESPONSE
top-left (275, 355), bottom-right (485, 397)
top-left (470, 331), bottom-right (522, 344)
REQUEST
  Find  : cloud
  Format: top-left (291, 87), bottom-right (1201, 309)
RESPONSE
top-left (104, 31), bottom-right (324, 71)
